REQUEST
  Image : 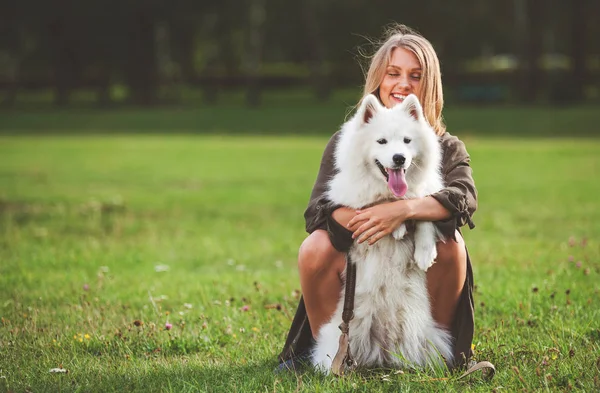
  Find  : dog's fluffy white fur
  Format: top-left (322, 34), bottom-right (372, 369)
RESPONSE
top-left (312, 94), bottom-right (453, 372)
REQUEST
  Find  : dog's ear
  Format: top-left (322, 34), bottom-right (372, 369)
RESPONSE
top-left (402, 94), bottom-right (424, 122)
top-left (358, 94), bottom-right (382, 125)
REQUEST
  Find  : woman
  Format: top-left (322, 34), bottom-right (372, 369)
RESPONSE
top-left (278, 24), bottom-right (477, 371)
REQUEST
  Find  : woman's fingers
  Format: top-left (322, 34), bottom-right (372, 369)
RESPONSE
top-left (357, 225), bottom-right (381, 244)
top-left (367, 229), bottom-right (390, 245)
top-left (352, 220), bottom-right (372, 239)
top-left (348, 211), bottom-right (369, 231)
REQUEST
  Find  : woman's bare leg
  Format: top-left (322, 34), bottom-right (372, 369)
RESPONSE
top-left (427, 230), bottom-right (467, 329)
top-left (298, 230), bottom-right (346, 339)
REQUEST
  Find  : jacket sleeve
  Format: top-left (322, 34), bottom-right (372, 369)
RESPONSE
top-left (304, 132), bottom-right (341, 234)
top-left (431, 134), bottom-right (478, 241)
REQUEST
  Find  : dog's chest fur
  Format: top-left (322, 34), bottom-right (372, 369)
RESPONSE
top-left (347, 234), bottom-right (431, 366)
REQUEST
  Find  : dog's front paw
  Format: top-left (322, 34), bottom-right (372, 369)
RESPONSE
top-left (414, 245), bottom-right (437, 271)
top-left (392, 224), bottom-right (407, 240)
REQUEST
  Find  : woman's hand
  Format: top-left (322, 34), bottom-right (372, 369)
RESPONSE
top-left (348, 200), bottom-right (414, 245)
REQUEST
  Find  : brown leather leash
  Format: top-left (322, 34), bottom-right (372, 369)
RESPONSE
top-left (458, 360), bottom-right (496, 380)
top-left (330, 255), bottom-right (357, 376)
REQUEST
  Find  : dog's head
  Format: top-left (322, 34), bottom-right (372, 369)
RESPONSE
top-left (354, 94), bottom-right (432, 198)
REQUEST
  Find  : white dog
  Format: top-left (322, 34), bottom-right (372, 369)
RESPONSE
top-left (312, 94), bottom-right (453, 373)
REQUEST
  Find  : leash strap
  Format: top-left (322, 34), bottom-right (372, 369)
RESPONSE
top-left (331, 255), bottom-right (357, 376)
top-left (457, 360), bottom-right (496, 380)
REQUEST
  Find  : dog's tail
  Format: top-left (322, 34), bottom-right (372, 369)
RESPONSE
top-left (424, 324), bottom-right (454, 369)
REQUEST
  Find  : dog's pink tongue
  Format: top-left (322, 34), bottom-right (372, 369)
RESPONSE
top-left (387, 168), bottom-right (407, 197)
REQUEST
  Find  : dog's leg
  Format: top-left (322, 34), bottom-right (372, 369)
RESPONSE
top-left (392, 223), bottom-right (407, 240)
top-left (312, 320), bottom-right (342, 374)
top-left (413, 222), bottom-right (438, 271)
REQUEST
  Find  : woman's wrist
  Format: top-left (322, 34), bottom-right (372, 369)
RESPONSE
top-left (397, 196), bottom-right (451, 222)
top-left (390, 199), bottom-right (416, 221)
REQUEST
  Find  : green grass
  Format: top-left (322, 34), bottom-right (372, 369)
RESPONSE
top-left (1, 132), bottom-right (600, 392)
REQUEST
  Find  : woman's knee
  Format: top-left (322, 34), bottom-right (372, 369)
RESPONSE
top-left (436, 230), bottom-right (467, 268)
top-left (298, 230), bottom-right (344, 276)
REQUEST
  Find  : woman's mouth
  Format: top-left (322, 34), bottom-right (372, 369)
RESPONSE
top-left (391, 93), bottom-right (407, 104)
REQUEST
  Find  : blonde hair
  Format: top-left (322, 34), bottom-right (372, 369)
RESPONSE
top-left (360, 24), bottom-right (446, 135)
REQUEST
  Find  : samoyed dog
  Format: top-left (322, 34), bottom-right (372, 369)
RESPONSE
top-left (311, 94), bottom-right (453, 373)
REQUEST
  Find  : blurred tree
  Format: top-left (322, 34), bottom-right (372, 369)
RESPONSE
top-left (514, 0), bottom-right (543, 103)
top-left (302, 0), bottom-right (330, 101)
top-left (0, 0), bottom-right (596, 107)
top-left (48, 0), bottom-right (79, 106)
top-left (199, 9), bottom-right (220, 105)
top-left (569, 0), bottom-right (587, 103)
top-left (123, 4), bottom-right (160, 106)
top-left (245, 0), bottom-right (266, 107)
top-left (0, 0), bottom-right (19, 107)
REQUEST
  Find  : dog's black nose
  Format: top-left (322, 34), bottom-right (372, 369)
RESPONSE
top-left (393, 154), bottom-right (405, 166)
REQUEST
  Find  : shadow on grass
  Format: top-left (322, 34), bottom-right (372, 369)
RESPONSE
top-left (21, 358), bottom-right (471, 393)
top-left (21, 360), bottom-right (315, 393)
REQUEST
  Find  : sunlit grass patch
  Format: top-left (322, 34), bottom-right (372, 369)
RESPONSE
top-left (1, 135), bottom-right (599, 392)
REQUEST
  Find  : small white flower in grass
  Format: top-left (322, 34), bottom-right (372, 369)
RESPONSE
top-left (155, 264), bottom-right (170, 272)
top-left (99, 266), bottom-right (109, 273)
top-left (49, 368), bottom-right (68, 374)
top-left (227, 259), bottom-right (235, 266)
top-left (184, 303), bottom-right (193, 309)
top-left (236, 265), bottom-right (246, 271)
top-left (275, 260), bottom-right (283, 268)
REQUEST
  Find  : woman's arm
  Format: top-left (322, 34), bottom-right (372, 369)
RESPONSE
top-left (304, 131), bottom-right (342, 234)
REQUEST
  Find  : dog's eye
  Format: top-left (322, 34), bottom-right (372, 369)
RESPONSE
top-left (377, 138), bottom-right (387, 145)
top-left (404, 137), bottom-right (411, 144)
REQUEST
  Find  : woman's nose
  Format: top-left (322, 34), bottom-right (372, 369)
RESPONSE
top-left (397, 76), bottom-right (411, 90)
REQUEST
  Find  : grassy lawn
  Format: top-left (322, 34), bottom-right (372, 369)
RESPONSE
top-left (1, 129), bottom-right (599, 391)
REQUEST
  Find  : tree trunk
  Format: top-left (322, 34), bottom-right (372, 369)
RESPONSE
top-left (302, 0), bottom-right (330, 101)
top-left (245, 0), bottom-right (266, 108)
top-left (514, 0), bottom-right (543, 103)
top-left (201, 12), bottom-right (219, 105)
top-left (0, 0), bottom-right (19, 107)
top-left (49, 0), bottom-right (77, 107)
top-left (569, 0), bottom-right (586, 103)
top-left (125, 8), bottom-right (159, 106)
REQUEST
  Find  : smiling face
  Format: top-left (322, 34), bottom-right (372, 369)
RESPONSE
top-left (378, 47), bottom-right (423, 109)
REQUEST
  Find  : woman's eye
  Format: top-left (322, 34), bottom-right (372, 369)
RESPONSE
top-left (404, 138), bottom-right (411, 144)
top-left (387, 73), bottom-right (399, 77)
top-left (377, 138), bottom-right (387, 145)
top-left (410, 74), bottom-right (421, 80)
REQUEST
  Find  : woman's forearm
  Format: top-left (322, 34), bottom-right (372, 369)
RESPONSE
top-left (404, 196), bottom-right (452, 222)
top-left (331, 207), bottom-right (357, 227)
